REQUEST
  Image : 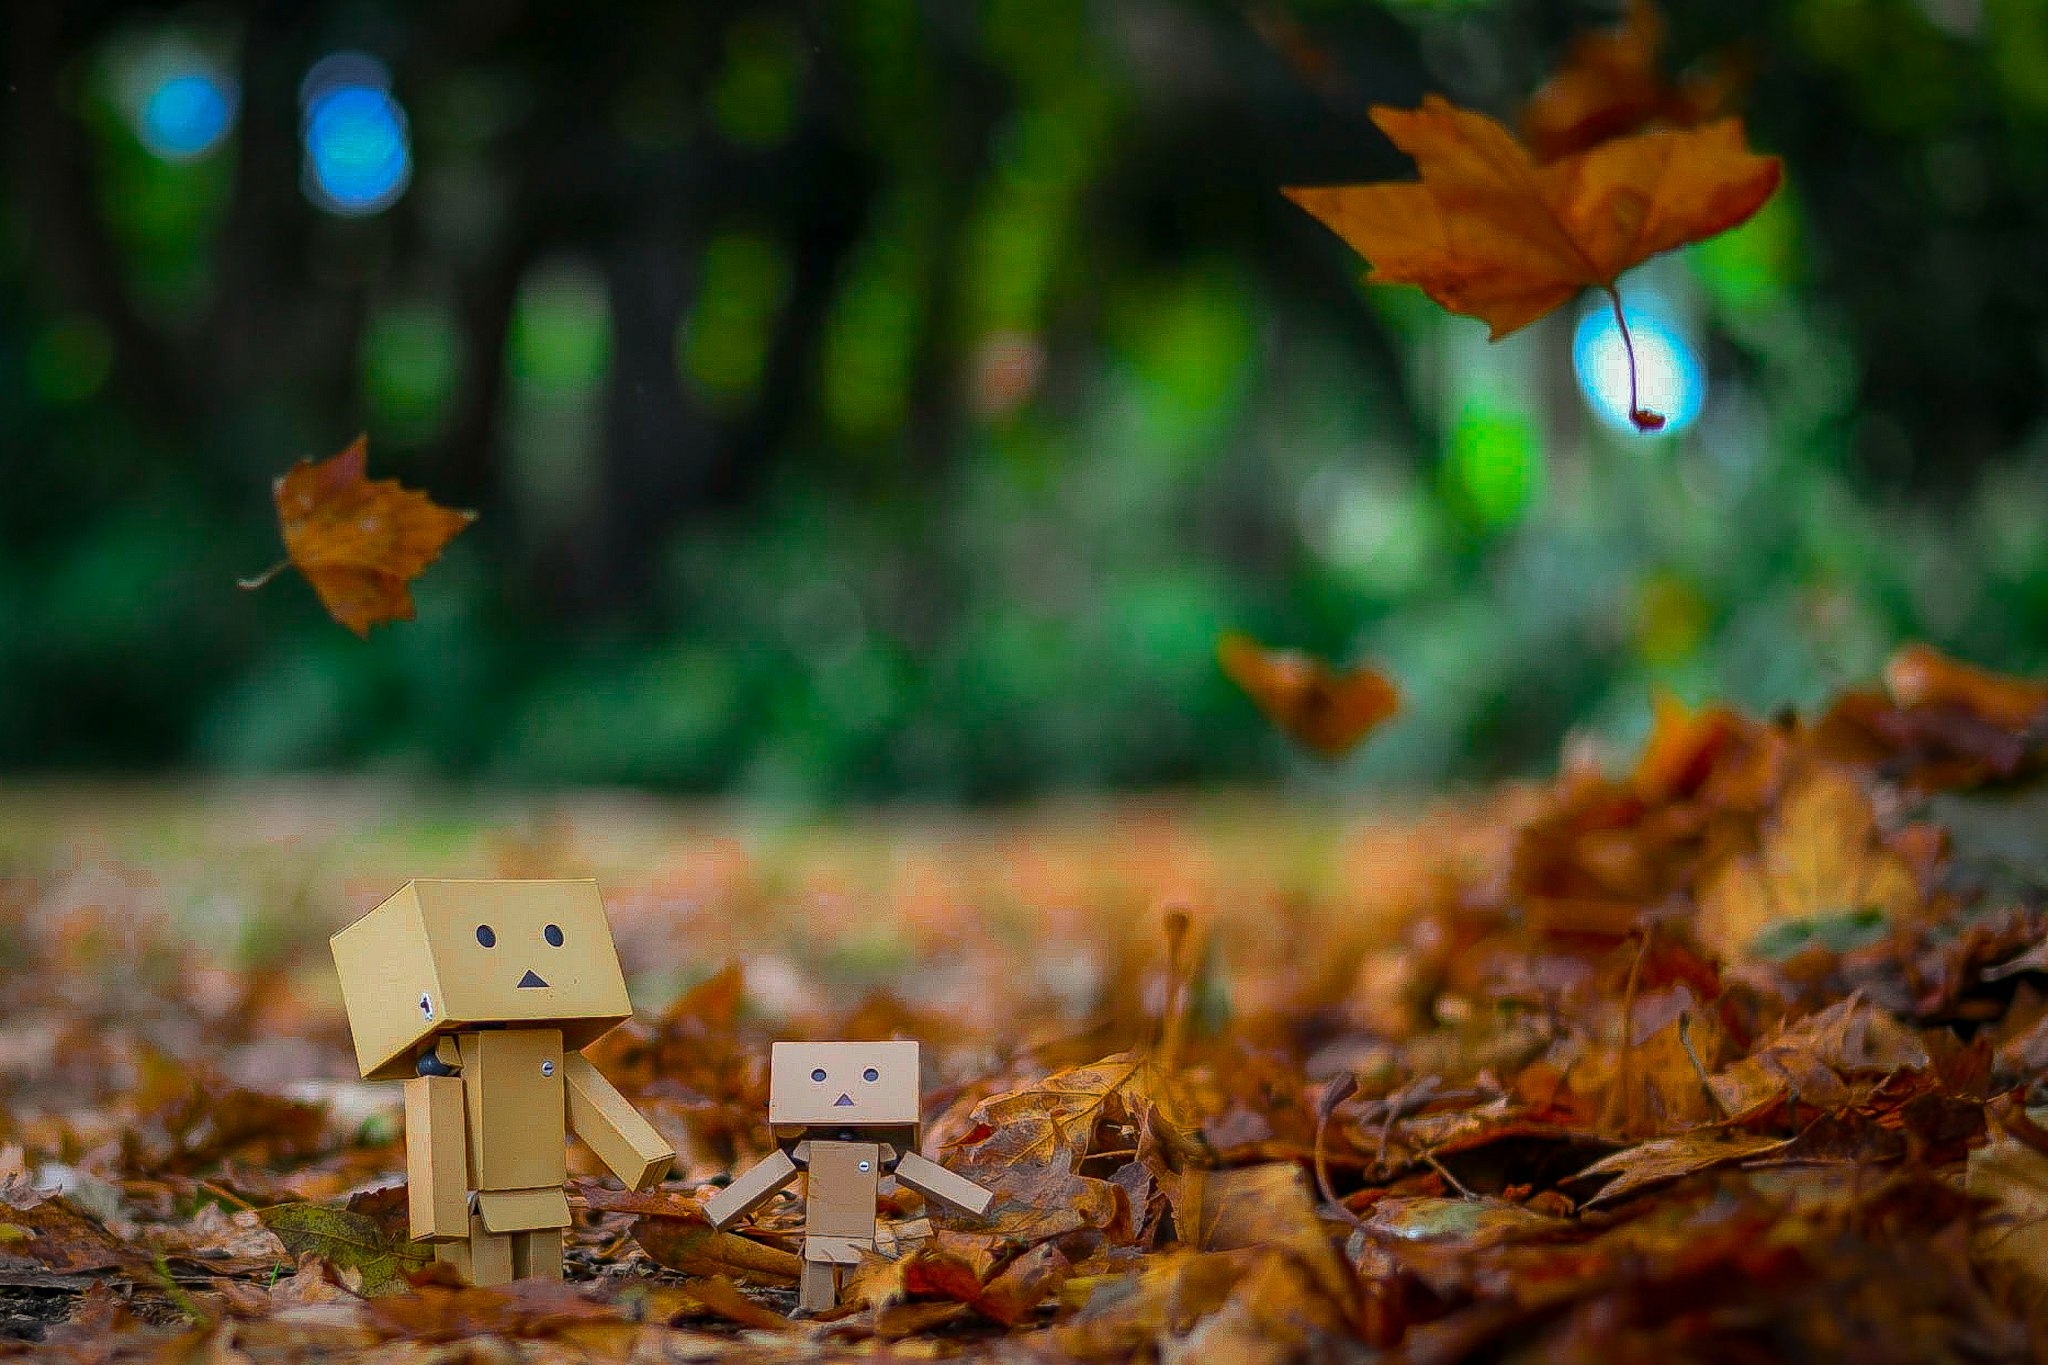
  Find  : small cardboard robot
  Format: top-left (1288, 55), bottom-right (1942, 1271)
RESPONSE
top-left (332, 880), bottom-right (674, 1285)
top-left (704, 1041), bottom-right (995, 1312)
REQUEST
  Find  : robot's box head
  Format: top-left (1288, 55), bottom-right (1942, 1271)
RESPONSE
top-left (769, 1041), bottom-right (921, 1127)
top-left (331, 879), bottom-right (633, 1080)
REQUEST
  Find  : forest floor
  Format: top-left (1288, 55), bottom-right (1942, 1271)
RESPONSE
top-left (3, 660), bottom-right (2047, 1364)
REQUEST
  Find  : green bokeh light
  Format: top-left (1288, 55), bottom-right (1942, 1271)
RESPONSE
top-left (1105, 265), bottom-right (1257, 457)
top-left (508, 265), bottom-right (612, 396)
top-left (27, 316), bottom-right (116, 406)
top-left (362, 300), bottom-right (461, 442)
top-left (1988, 0), bottom-right (2048, 114)
top-left (710, 17), bottom-right (805, 149)
top-left (680, 231), bottom-right (792, 408)
top-left (1445, 399), bottom-right (1540, 528)
top-left (1692, 186), bottom-right (1801, 314)
top-left (821, 202), bottom-right (928, 442)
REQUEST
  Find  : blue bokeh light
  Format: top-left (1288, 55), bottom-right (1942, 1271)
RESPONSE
top-left (302, 73), bottom-right (411, 217)
top-left (1572, 293), bottom-right (1706, 437)
top-left (137, 67), bottom-right (237, 161)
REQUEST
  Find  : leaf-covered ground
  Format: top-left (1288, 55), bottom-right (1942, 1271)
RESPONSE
top-left (4, 647), bottom-right (2048, 1362)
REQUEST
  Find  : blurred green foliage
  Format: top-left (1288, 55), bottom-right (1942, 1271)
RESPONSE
top-left (4, 0), bottom-right (2048, 801)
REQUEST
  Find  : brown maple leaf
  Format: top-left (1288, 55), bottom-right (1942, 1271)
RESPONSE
top-left (1705, 995), bottom-right (1931, 1119)
top-left (1217, 632), bottom-right (1399, 760)
top-left (1695, 769), bottom-right (1925, 961)
top-left (240, 435), bottom-right (475, 637)
top-left (1520, 0), bottom-right (1743, 163)
top-left (1883, 643), bottom-right (2048, 735)
top-left (1285, 96), bottom-right (1780, 430)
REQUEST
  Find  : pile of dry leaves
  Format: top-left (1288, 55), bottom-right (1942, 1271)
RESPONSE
top-left (1, 641), bottom-right (2046, 1362)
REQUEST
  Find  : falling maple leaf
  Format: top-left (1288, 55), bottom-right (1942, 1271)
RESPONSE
top-left (1285, 96), bottom-right (1780, 430)
top-left (1519, 0), bottom-right (1743, 163)
top-left (240, 435), bottom-right (475, 637)
top-left (1217, 632), bottom-right (1399, 759)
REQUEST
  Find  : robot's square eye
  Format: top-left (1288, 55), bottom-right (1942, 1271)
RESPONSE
top-left (811, 1068), bottom-right (827, 1082)
top-left (863, 1067), bottom-right (879, 1082)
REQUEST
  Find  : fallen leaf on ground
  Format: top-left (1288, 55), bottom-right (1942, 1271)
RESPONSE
top-left (1886, 643), bottom-right (2048, 733)
top-left (0, 1189), bottom-right (138, 1275)
top-left (1570, 1127), bottom-right (1792, 1206)
top-left (1708, 996), bottom-right (1931, 1118)
top-left (1696, 768), bottom-right (1923, 959)
top-left (664, 1272), bottom-right (793, 1332)
top-left (631, 1211), bottom-right (802, 1283)
top-left (1967, 1112), bottom-right (2048, 1314)
top-left (256, 1200), bottom-right (429, 1296)
top-left (362, 1272), bottom-right (625, 1342)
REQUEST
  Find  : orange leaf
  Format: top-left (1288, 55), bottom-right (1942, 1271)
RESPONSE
top-left (1217, 632), bottom-right (1398, 759)
top-left (1519, 0), bottom-right (1742, 162)
top-left (1631, 689), bottom-right (1739, 803)
top-left (1883, 643), bottom-right (2048, 734)
top-left (243, 436), bottom-right (475, 637)
top-left (1286, 97), bottom-right (1780, 343)
top-left (1695, 769), bottom-right (1924, 960)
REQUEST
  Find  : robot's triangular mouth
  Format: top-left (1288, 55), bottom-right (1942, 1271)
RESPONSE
top-left (833, 1092), bottom-right (855, 1106)
top-left (517, 969), bottom-right (548, 988)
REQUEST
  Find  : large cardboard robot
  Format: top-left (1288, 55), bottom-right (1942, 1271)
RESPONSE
top-left (704, 1040), bottom-right (995, 1312)
top-left (332, 879), bottom-right (673, 1284)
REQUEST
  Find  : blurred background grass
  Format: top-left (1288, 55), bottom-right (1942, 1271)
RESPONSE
top-left (5, 0), bottom-right (2047, 802)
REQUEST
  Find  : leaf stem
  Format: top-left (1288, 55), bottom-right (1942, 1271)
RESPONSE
top-left (237, 559), bottom-right (290, 591)
top-left (1601, 924), bottom-right (1652, 1137)
top-left (1678, 1011), bottom-right (1731, 1121)
top-left (1157, 907), bottom-right (1196, 1078)
top-left (1312, 1073), bottom-right (1367, 1229)
top-left (150, 1254), bottom-right (211, 1326)
top-left (1603, 286), bottom-right (1665, 433)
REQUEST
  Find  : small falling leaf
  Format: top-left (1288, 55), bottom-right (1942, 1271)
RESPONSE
top-left (256, 1201), bottom-right (431, 1297)
top-left (1519, 0), bottom-right (1742, 162)
top-left (1285, 97), bottom-right (1779, 432)
top-left (241, 435), bottom-right (475, 637)
top-left (1217, 633), bottom-right (1399, 759)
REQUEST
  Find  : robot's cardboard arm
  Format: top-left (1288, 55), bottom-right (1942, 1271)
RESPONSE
top-left (562, 1053), bottom-right (673, 1192)
top-left (403, 1074), bottom-right (471, 1241)
top-left (702, 1148), bottom-right (802, 1229)
top-left (892, 1150), bottom-right (996, 1219)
